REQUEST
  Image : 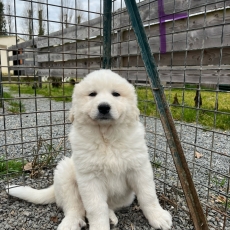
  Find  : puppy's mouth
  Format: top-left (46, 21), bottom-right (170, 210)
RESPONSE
top-left (96, 113), bottom-right (113, 121)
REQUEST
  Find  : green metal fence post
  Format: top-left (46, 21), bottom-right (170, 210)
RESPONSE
top-left (102, 0), bottom-right (112, 69)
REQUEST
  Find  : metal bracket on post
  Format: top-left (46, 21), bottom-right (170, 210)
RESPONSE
top-left (102, 0), bottom-right (112, 69)
top-left (123, 0), bottom-right (208, 229)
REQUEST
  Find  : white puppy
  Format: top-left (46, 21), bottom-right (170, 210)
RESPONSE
top-left (6, 70), bottom-right (172, 230)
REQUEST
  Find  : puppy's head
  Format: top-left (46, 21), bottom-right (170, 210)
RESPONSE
top-left (69, 69), bottom-right (139, 126)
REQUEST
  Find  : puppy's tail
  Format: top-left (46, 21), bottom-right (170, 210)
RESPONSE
top-left (6, 184), bottom-right (55, 204)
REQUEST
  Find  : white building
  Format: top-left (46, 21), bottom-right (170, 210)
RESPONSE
top-left (0, 36), bottom-right (25, 75)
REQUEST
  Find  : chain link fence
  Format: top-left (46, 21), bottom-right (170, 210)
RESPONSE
top-left (0, 0), bottom-right (229, 229)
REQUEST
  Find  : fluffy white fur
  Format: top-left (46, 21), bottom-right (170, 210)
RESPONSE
top-left (6, 69), bottom-right (172, 230)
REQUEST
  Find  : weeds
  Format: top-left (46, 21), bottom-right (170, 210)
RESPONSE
top-left (211, 176), bottom-right (227, 189)
top-left (151, 160), bottom-right (162, 169)
top-left (24, 137), bottom-right (64, 178)
top-left (3, 92), bottom-right (26, 113)
top-left (210, 176), bottom-right (230, 208)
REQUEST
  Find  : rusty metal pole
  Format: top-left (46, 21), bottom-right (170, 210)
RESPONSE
top-left (0, 51), bottom-right (3, 108)
top-left (123, 0), bottom-right (209, 229)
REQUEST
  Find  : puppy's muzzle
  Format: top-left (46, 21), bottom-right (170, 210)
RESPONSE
top-left (97, 103), bottom-right (112, 120)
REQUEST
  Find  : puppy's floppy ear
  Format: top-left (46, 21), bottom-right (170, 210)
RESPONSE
top-left (69, 108), bottom-right (74, 123)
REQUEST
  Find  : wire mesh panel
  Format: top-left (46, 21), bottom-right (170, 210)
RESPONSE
top-left (112, 1), bottom-right (230, 229)
top-left (0, 0), bottom-right (104, 229)
top-left (110, 0), bottom-right (230, 229)
top-left (0, 0), bottom-right (230, 229)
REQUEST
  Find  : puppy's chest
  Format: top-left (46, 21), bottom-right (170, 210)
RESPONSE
top-left (76, 140), bottom-right (139, 174)
top-left (95, 143), bottom-right (136, 172)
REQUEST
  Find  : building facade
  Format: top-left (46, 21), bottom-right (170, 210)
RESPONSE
top-left (0, 36), bottom-right (25, 75)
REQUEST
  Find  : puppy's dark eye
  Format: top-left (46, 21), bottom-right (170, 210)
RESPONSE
top-left (112, 92), bottom-right (120, 97)
top-left (89, 92), bottom-right (97, 97)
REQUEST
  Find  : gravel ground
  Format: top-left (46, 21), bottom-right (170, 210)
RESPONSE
top-left (0, 89), bottom-right (229, 229)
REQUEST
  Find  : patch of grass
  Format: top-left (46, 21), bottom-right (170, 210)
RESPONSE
top-left (0, 137), bottom-right (63, 179)
top-left (2, 92), bottom-right (12, 99)
top-left (3, 92), bottom-right (26, 113)
top-left (6, 82), bottom-right (74, 102)
top-left (137, 86), bottom-right (230, 130)
top-left (0, 157), bottom-right (24, 176)
top-left (4, 83), bottom-right (230, 130)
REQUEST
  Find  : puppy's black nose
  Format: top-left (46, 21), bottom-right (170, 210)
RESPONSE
top-left (98, 103), bottom-right (111, 115)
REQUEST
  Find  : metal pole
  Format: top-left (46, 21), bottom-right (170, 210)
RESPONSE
top-left (102, 0), bottom-right (112, 69)
top-left (123, 0), bottom-right (208, 229)
top-left (7, 49), bottom-right (11, 83)
top-left (0, 51), bottom-right (3, 108)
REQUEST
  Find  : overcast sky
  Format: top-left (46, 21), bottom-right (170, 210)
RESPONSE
top-left (4, 0), bottom-right (112, 38)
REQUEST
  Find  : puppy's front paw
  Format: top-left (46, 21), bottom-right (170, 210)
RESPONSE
top-left (57, 216), bottom-right (86, 230)
top-left (109, 209), bottom-right (118, 226)
top-left (149, 208), bottom-right (172, 230)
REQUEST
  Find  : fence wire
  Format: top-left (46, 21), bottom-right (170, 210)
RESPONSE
top-left (0, 0), bottom-right (230, 229)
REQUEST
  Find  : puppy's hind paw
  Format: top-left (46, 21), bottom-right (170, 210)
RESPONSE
top-left (57, 216), bottom-right (86, 230)
top-left (149, 208), bottom-right (172, 230)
